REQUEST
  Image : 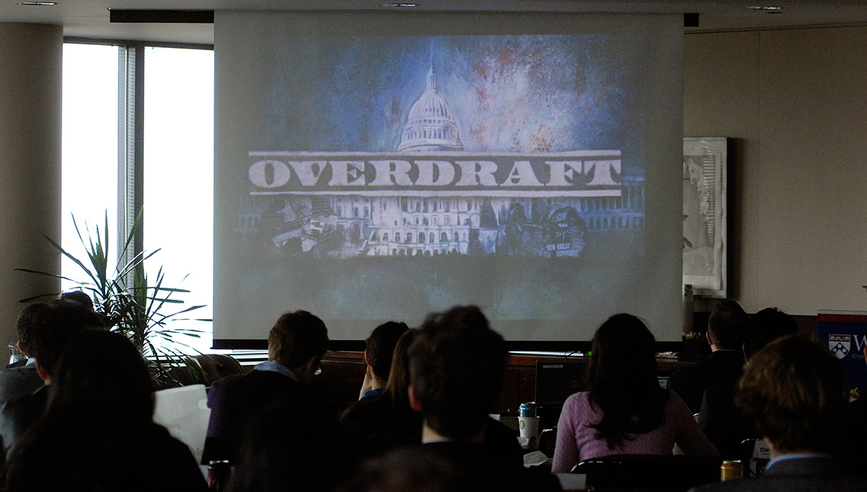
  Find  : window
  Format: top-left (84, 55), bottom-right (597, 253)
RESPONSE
top-left (63, 42), bottom-right (214, 354)
top-left (61, 43), bottom-right (119, 283)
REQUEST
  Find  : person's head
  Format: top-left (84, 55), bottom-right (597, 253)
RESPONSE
top-left (268, 310), bottom-right (329, 383)
top-left (736, 335), bottom-right (848, 455)
top-left (14, 302), bottom-right (53, 357)
top-left (48, 330), bottom-right (154, 425)
top-left (587, 313), bottom-right (659, 391)
top-left (384, 328), bottom-right (419, 414)
top-left (742, 307), bottom-right (798, 360)
top-left (30, 300), bottom-right (103, 380)
top-left (57, 290), bottom-right (94, 312)
top-left (365, 321), bottom-right (409, 384)
top-left (706, 299), bottom-right (748, 350)
top-left (586, 314), bottom-right (668, 448)
top-left (408, 305), bottom-right (507, 440)
top-left (339, 446), bottom-right (470, 492)
top-left (229, 399), bottom-right (339, 492)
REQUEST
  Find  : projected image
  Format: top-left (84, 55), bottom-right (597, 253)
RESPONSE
top-left (236, 35), bottom-right (644, 262)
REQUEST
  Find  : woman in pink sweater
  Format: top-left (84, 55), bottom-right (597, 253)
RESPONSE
top-left (552, 314), bottom-right (718, 473)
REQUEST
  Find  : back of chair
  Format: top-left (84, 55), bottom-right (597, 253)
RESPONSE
top-left (574, 454), bottom-right (723, 492)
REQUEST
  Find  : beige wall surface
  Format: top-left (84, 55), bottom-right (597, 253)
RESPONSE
top-left (685, 26), bottom-right (867, 315)
top-left (0, 23), bottom-right (63, 348)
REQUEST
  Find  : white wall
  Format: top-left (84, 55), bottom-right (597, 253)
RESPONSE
top-left (685, 26), bottom-right (867, 315)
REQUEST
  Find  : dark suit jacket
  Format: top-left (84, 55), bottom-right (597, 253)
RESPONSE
top-left (204, 367), bottom-right (321, 463)
top-left (0, 385), bottom-right (47, 455)
top-left (698, 377), bottom-right (759, 459)
top-left (689, 457), bottom-right (864, 492)
top-left (670, 350), bottom-right (745, 413)
top-left (0, 363), bottom-right (43, 404)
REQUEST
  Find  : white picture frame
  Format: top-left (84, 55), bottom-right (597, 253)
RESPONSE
top-left (683, 137), bottom-right (727, 298)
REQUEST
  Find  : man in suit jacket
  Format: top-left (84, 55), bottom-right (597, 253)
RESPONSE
top-left (0, 299), bottom-right (101, 454)
top-left (670, 300), bottom-right (749, 413)
top-left (698, 307), bottom-right (799, 457)
top-left (690, 336), bottom-right (862, 492)
top-left (203, 310), bottom-right (329, 464)
top-left (0, 303), bottom-right (51, 403)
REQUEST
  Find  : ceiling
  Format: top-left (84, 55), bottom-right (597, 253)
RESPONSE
top-left (4, 0), bottom-right (867, 45)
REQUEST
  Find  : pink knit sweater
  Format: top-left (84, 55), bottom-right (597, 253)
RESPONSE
top-left (551, 390), bottom-right (719, 473)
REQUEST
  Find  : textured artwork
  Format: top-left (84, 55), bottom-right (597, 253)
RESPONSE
top-left (683, 137), bottom-right (727, 297)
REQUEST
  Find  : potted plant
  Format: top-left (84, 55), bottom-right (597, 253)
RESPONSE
top-left (17, 212), bottom-right (210, 388)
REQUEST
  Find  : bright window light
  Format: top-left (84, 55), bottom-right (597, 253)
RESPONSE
top-left (143, 46), bottom-right (215, 353)
top-left (61, 43), bottom-right (119, 289)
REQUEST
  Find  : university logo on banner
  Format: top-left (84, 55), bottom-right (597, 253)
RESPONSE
top-left (829, 334), bottom-right (851, 360)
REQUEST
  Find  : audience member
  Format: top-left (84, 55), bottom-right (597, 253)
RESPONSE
top-left (227, 399), bottom-right (342, 492)
top-left (204, 309), bottom-right (330, 464)
top-left (0, 330), bottom-right (207, 491)
top-left (340, 329), bottom-right (422, 460)
top-left (356, 321), bottom-right (409, 400)
top-left (552, 313), bottom-right (718, 473)
top-left (669, 300), bottom-right (749, 412)
top-left (690, 335), bottom-right (861, 491)
top-left (338, 446), bottom-right (471, 492)
top-left (407, 305), bottom-right (561, 492)
top-left (0, 299), bottom-right (102, 454)
top-left (698, 307), bottom-right (798, 457)
top-left (0, 303), bottom-right (52, 402)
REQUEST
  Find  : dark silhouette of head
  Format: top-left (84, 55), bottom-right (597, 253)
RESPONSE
top-left (408, 305), bottom-right (507, 440)
top-left (742, 307), bottom-right (798, 360)
top-left (57, 290), bottom-right (94, 312)
top-left (586, 313), bottom-right (668, 448)
top-left (737, 335), bottom-right (847, 455)
top-left (30, 299), bottom-right (103, 377)
top-left (339, 446), bottom-right (470, 492)
top-left (14, 302), bottom-right (52, 357)
top-left (365, 321), bottom-right (409, 383)
top-left (268, 310), bottom-right (329, 371)
top-left (707, 299), bottom-right (748, 350)
top-left (48, 330), bottom-right (154, 425)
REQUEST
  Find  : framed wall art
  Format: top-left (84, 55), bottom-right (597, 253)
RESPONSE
top-left (683, 137), bottom-right (727, 297)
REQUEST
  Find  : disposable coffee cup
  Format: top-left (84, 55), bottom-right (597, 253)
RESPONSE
top-left (518, 416), bottom-right (540, 449)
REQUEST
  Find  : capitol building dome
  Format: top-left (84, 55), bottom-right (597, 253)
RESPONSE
top-left (398, 66), bottom-right (463, 152)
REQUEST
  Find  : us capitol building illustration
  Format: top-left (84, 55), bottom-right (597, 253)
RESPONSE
top-left (237, 62), bottom-right (645, 259)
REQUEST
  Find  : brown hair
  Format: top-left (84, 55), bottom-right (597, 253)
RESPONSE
top-left (268, 310), bottom-right (329, 368)
top-left (408, 306), bottom-right (507, 440)
top-left (736, 335), bottom-right (848, 454)
top-left (366, 321), bottom-right (409, 382)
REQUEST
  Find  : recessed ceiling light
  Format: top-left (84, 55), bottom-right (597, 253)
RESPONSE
top-left (746, 6), bottom-right (784, 12)
top-left (17, 1), bottom-right (57, 5)
top-left (380, 2), bottom-right (419, 7)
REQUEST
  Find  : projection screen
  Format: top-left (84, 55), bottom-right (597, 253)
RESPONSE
top-left (213, 11), bottom-right (684, 347)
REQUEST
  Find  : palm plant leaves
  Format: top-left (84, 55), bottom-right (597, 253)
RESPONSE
top-left (16, 211), bottom-right (210, 387)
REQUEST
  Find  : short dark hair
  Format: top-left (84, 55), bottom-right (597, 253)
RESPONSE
top-left (57, 290), bottom-right (94, 311)
top-left (268, 310), bottom-right (329, 368)
top-left (737, 335), bottom-right (848, 454)
top-left (365, 321), bottom-right (409, 382)
top-left (30, 300), bottom-right (103, 375)
top-left (408, 306), bottom-right (507, 440)
top-left (15, 302), bottom-right (53, 356)
top-left (707, 299), bottom-right (747, 349)
top-left (742, 307), bottom-right (798, 359)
